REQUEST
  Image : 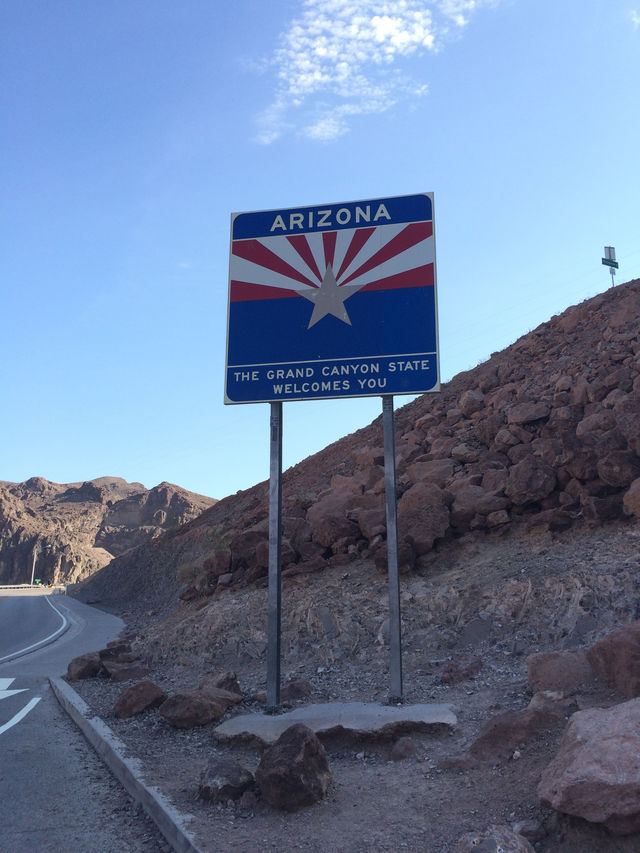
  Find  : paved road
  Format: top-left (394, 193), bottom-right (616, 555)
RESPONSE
top-left (0, 592), bottom-right (169, 852)
top-left (0, 593), bottom-right (63, 662)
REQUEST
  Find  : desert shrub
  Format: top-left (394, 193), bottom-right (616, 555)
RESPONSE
top-left (177, 559), bottom-right (204, 583)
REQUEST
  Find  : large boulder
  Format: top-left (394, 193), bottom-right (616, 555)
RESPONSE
top-left (406, 457), bottom-right (455, 488)
top-left (255, 723), bottom-right (331, 811)
top-left (506, 401), bottom-right (550, 425)
top-left (526, 649), bottom-right (598, 694)
top-left (66, 651), bottom-right (102, 681)
top-left (505, 457), bottom-right (556, 505)
top-left (449, 485), bottom-right (509, 528)
top-left (159, 690), bottom-right (229, 728)
top-left (101, 660), bottom-right (150, 683)
top-left (538, 698), bottom-right (640, 834)
top-left (586, 621), bottom-right (640, 697)
top-left (597, 451), bottom-right (640, 488)
top-left (398, 504), bottom-right (450, 555)
top-left (114, 680), bottom-right (167, 718)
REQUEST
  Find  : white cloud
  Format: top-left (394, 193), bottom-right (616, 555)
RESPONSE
top-left (632, 9), bottom-right (640, 29)
top-left (256, 0), bottom-right (500, 143)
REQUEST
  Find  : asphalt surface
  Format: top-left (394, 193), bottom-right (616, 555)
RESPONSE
top-left (0, 593), bottom-right (64, 662)
top-left (0, 591), bottom-right (170, 852)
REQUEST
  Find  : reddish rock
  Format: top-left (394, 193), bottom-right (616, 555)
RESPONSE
top-left (451, 443), bottom-right (481, 463)
top-left (564, 448), bottom-right (599, 481)
top-left (353, 508), bottom-right (386, 540)
top-left (525, 509), bottom-right (572, 532)
top-left (199, 671), bottom-right (242, 696)
top-left (450, 486), bottom-right (509, 528)
top-left (481, 467), bottom-right (508, 492)
top-left (494, 428), bottom-right (521, 452)
top-left (102, 660), bottom-right (150, 683)
top-left (474, 411), bottom-right (506, 447)
top-left (581, 493), bottom-right (625, 522)
top-left (114, 680), bottom-right (167, 718)
top-left (464, 701), bottom-right (568, 764)
top-left (255, 536), bottom-right (296, 569)
top-left (159, 690), bottom-right (229, 728)
top-left (486, 509), bottom-right (510, 527)
top-left (199, 758), bottom-right (255, 804)
top-left (66, 651), bottom-right (102, 681)
top-left (458, 389), bottom-right (485, 417)
top-left (280, 678), bottom-right (313, 702)
top-left (526, 649), bottom-right (598, 693)
top-left (538, 698), bottom-right (640, 835)
top-left (505, 457), bottom-right (556, 505)
top-left (586, 621), bottom-right (640, 697)
top-left (253, 678), bottom-right (313, 706)
top-left (576, 410), bottom-right (616, 437)
top-left (507, 401), bottom-right (550, 424)
top-left (230, 527), bottom-right (268, 571)
top-left (441, 654), bottom-right (482, 684)
top-left (397, 481), bottom-right (449, 512)
top-left (350, 446), bottom-right (384, 468)
top-left (398, 504), bottom-right (450, 555)
top-left (623, 478), bottom-right (640, 518)
top-left (310, 514), bottom-right (359, 550)
top-left (614, 397), bottom-right (640, 455)
top-left (255, 723), bottom-right (331, 811)
top-left (98, 642), bottom-right (132, 660)
top-left (282, 516), bottom-right (312, 546)
top-left (197, 683), bottom-right (243, 710)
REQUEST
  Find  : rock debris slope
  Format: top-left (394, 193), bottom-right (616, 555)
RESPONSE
top-left (78, 278), bottom-right (640, 615)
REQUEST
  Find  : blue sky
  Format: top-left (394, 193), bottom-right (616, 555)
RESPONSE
top-left (2, 0), bottom-right (639, 500)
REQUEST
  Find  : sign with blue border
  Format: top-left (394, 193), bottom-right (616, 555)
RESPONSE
top-left (225, 192), bottom-right (439, 403)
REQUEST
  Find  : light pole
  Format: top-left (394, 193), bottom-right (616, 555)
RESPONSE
top-left (30, 543), bottom-right (39, 585)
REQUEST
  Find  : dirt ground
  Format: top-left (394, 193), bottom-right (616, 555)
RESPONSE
top-left (72, 519), bottom-right (640, 852)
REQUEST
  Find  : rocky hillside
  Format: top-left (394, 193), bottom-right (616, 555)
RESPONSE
top-left (0, 477), bottom-right (216, 585)
top-left (70, 279), bottom-right (640, 853)
top-left (78, 279), bottom-right (640, 613)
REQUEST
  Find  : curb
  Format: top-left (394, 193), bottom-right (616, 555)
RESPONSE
top-left (50, 677), bottom-right (204, 853)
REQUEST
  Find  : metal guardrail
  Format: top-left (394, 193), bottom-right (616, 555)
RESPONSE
top-left (0, 584), bottom-right (67, 593)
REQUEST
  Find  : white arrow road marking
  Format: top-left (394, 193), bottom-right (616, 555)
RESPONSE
top-left (0, 678), bottom-right (41, 735)
top-left (0, 677), bottom-right (28, 699)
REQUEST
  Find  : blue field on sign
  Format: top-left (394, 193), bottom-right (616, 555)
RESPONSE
top-left (227, 287), bottom-right (437, 367)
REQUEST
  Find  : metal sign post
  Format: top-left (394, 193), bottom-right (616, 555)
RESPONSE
top-left (225, 193), bottom-right (440, 711)
top-left (266, 401), bottom-right (283, 712)
top-left (382, 395), bottom-right (403, 702)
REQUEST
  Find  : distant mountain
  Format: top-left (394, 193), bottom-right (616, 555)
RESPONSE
top-left (77, 278), bottom-right (640, 616)
top-left (0, 477), bottom-right (216, 585)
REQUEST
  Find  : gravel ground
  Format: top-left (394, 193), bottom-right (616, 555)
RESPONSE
top-left (72, 521), bottom-right (640, 852)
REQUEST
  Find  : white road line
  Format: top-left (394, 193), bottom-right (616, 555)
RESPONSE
top-left (0, 595), bottom-right (69, 664)
top-left (0, 697), bottom-right (41, 735)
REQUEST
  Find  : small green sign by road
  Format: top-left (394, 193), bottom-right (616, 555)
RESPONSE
top-left (602, 258), bottom-right (619, 268)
